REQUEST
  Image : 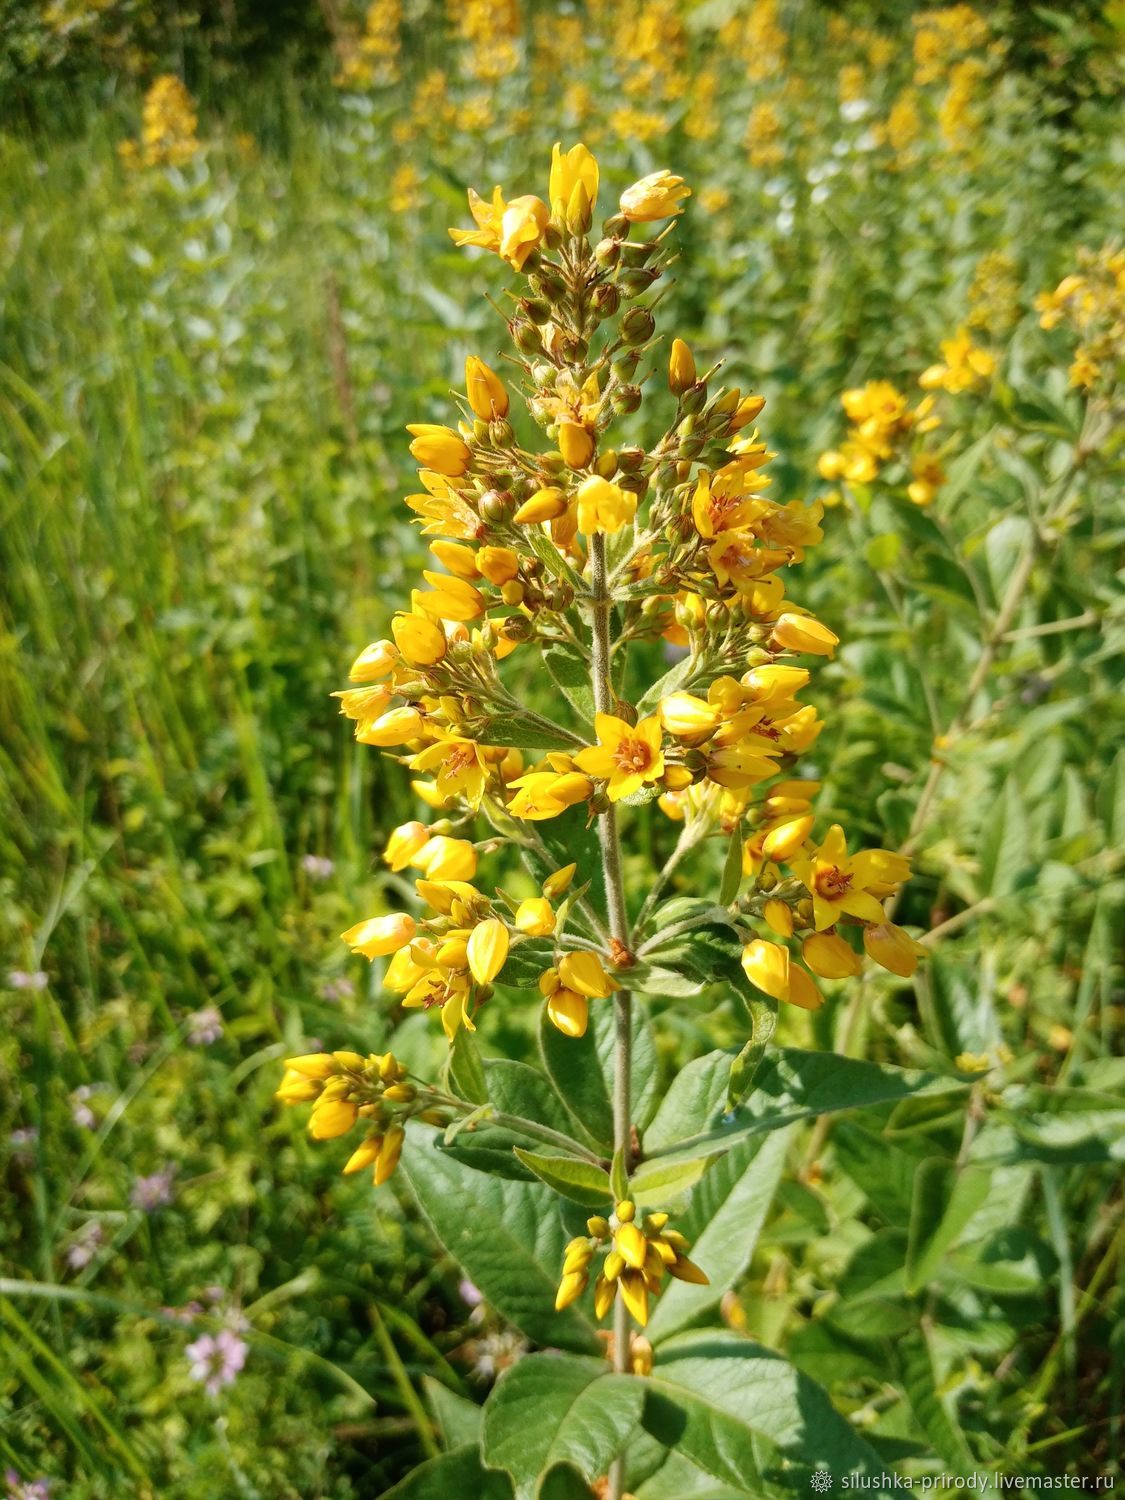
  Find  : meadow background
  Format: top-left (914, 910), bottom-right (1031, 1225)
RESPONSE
top-left (1, 1), bottom-right (1122, 1496)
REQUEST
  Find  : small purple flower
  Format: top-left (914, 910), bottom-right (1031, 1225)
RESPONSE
top-left (7, 971), bottom-right (48, 991)
top-left (185, 1328), bottom-right (248, 1395)
top-left (130, 1165), bottom-right (177, 1212)
top-left (70, 1084), bottom-right (104, 1131)
top-left (186, 1007), bottom-right (223, 1046)
top-left (65, 1221), bottom-right (104, 1271)
top-left (301, 854), bottom-right (335, 881)
top-left (320, 976), bottom-right (355, 1004)
top-left (459, 1279), bottom-right (483, 1308)
top-left (5, 1471), bottom-right (51, 1499)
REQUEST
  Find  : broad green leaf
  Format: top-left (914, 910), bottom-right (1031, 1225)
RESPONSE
top-left (500, 937), bottom-right (556, 987)
top-left (543, 642), bottom-right (596, 727)
top-left (513, 1149), bottom-right (613, 1208)
top-left (540, 998), bottom-right (659, 1152)
top-left (920, 954), bottom-right (1001, 1061)
top-left (905, 1158), bottom-right (992, 1293)
top-left (522, 804), bottom-right (607, 932)
top-left (481, 1353), bottom-right (645, 1500)
top-left (832, 1121), bottom-right (927, 1221)
top-left (718, 824), bottom-right (743, 905)
top-left (401, 1127), bottom-right (598, 1352)
top-left (641, 1332), bottom-right (898, 1495)
top-left (977, 775), bottom-right (1030, 897)
top-left (635, 1450), bottom-right (754, 1498)
top-left (421, 1376), bottom-right (483, 1450)
top-left (864, 531), bottom-right (902, 571)
top-left (629, 1152), bottom-right (719, 1206)
top-left (447, 1027), bottom-right (488, 1106)
top-left (383, 1445), bottom-right (512, 1500)
top-left (894, 1329), bottom-right (982, 1475)
top-left (477, 713), bottom-right (583, 751)
top-left (789, 1319), bottom-right (887, 1387)
top-left (646, 1127), bottom-right (793, 1342)
top-left (441, 1060), bottom-right (584, 1180)
top-left (726, 994), bottom-right (776, 1108)
top-left (643, 1048), bottom-right (964, 1163)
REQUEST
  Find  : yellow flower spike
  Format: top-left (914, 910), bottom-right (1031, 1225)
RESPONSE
top-left (546, 987), bottom-right (589, 1038)
top-left (467, 918), bottom-right (510, 985)
top-left (770, 612), bottom-right (839, 657)
top-left (542, 863), bottom-right (577, 899)
top-left (555, 1270), bottom-right (589, 1311)
top-left (284, 1053), bottom-right (338, 1080)
top-left (741, 939), bottom-right (824, 1011)
top-left (343, 1138), bottom-right (382, 1174)
top-left (429, 540), bottom-right (480, 579)
top-left (864, 922), bottom-right (927, 977)
top-left (550, 142), bottom-right (599, 231)
top-left (574, 712), bottom-right (664, 801)
top-left (659, 692), bottom-right (719, 743)
top-left (414, 835), bottom-right (479, 882)
top-left (374, 1124), bottom-right (405, 1186)
top-left (559, 420), bottom-right (596, 469)
top-left (341, 912), bottom-right (418, 959)
top-left (802, 931), bottom-right (863, 979)
top-left (619, 1270), bottom-right (650, 1326)
top-left (391, 612), bottom-right (447, 666)
top-left (761, 815), bottom-right (813, 862)
top-left (789, 825), bottom-right (901, 931)
top-left (384, 821), bottom-right (431, 872)
top-left (575, 475), bottom-right (636, 536)
top-left (477, 546), bottom-right (520, 586)
top-left (558, 949), bottom-right (621, 998)
top-left (406, 423), bottom-right (472, 477)
top-left (619, 169), bottom-right (691, 222)
top-left (464, 355), bottom-right (509, 421)
top-left (348, 639), bottom-right (398, 681)
top-left (514, 487), bottom-right (569, 524)
top-left (515, 897), bottom-right (556, 936)
top-left (763, 898), bottom-right (794, 938)
top-left (668, 338), bottom-right (697, 396)
top-left (308, 1098), bottom-right (358, 1139)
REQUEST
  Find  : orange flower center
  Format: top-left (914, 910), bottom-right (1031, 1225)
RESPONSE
top-left (816, 865), bottom-right (852, 899)
top-left (613, 738), bottom-right (654, 775)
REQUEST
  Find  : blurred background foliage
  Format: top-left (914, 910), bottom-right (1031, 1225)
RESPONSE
top-left (0, 1), bottom-right (1122, 1496)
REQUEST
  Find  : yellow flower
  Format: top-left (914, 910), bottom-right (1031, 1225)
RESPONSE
top-left (467, 917), bottom-right (510, 984)
top-left (863, 922), bottom-right (926, 977)
top-left (514, 487), bottom-right (568, 524)
top-left (659, 692), bottom-right (719, 743)
top-left (770, 612), bottom-right (839, 657)
top-left (559, 420), bottom-right (596, 469)
top-left (575, 475), bottom-right (635, 535)
top-left (349, 639), bottom-right (398, 681)
top-left (384, 821), bottom-right (431, 872)
top-left (789, 825), bottom-right (908, 932)
top-left (410, 736), bottom-right (489, 808)
top-left (575, 712), bottom-right (665, 801)
top-left (546, 986), bottom-right (589, 1037)
top-left (919, 328), bottom-right (996, 394)
top-left (542, 863), bottom-right (577, 899)
top-left (802, 931), bottom-right (862, 979)
top-left (761, 815), bottom-right (813, 862)
top-left (391, 611), bottom-right (447, 666)
top-left (450, 185), bottom-right (549, 271)
top-left (741, 939), bottom-right (823, 1010)
top-left (619, 169), bottom-right (691, 222)
top-left (507, 769), bottom-right (593, 820)
top-left (414, 835), bottom-right (478, 882)
top-left (477, 546), bottom-right (520, 585)
top-left (550, 141), bottom-right (599, 231)
top-left (341, 912), bottom-right (417, 959)
top-left (275, 1070), bottom-right (321, 1103)
top-left (668, 338), bottom-right (697, 395)
top-left (763, 899), bottom-right (794, 937)
top-left (283, 1053), bottom-right (338, 1080)
top-left (515, 897), bottom-right (556, 936)
top-left (356, 705), bottom-right (426, 747)
top-left (406, 423), bottom-right (472, 477)
top-left (558, 949), bottom-right (621, 998)
top-left (465, 355), bottom-right (509, 420)
top-left (908, 452), bottom-right (945, 508)
top-left (308, 1097), bottom-right (358, 1139)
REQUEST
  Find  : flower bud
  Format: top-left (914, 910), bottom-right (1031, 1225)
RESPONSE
top-left (546, 986), bottom-right (588, 1038)
top-left (558, 421), bottom-right (595, 469)
top-left (391, 612), bottom-right (447, 666)
top-left (803, 931), bottom-right (862, 979)
top-left (341, 912), bottom-right (418, 959)
top-left (515, 897), bottom-right (556, 936)
top-left (467, 917), bottom-right (510, 985)
top-left (668, 338), bottom-right (697, 395)
top-left (611, 384), bottom-right (642, 415)
top-left (770, 613), bottom-right (839, 657)
top-left (465, 355), bottom-right (509, 421)
top-left (621, 307), bottom-right (656, 345)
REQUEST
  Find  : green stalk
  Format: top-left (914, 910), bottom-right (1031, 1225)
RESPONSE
top-left (589, 533), bottom-right (633, 1500)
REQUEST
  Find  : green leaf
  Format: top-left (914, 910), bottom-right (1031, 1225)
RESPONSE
top-left (629, 1153), bottom-right (719, 1206)
top-left (646, 1128), bottom-right (793, 1342)
top-left (894, 1329), bottom-right (981, 1475)
top-left (513, 1149), bottom-right (613, 1208)
top-left (421, 1377), bottom-right (483, 1450)
top-left (447, 1027), bottom-right (488, 1106)
top-left (610, 1145), bottom-right (630, 1204)
top-left (543, 642), bottom-right (596, 727)
top-left (481, 1353), bottom-right (645, 1500)
top-left (864, 531), bottom-right (902, 571)
top-left (718, 824), bottom-right (743, 905)
top-left (477, 714), bottom-right (580, 751)
top-left (441, 1060), bottom-right (582, 1179)
top-left (640, 1332), bottom-right (898, 1495)
top-left (905, 1158), bottom-right (992, 1293)
top-left (644, 1048), bottom-right (964, 1164)
top-left (977, 775), bottom-right (1030, 897)
top-left (540, 999), bottom-right (659, 1152)
top-left (522, 804), bottom-right (607, 932)
top-left (726, 994), bottom-right (776, 1108)
top-left (401, 1126), bottom-right (598, 1352)
top-left (383, 1446), bottom-right (512, 1499)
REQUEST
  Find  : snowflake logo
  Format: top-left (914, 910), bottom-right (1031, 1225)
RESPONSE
top-left (810, 1471), bottom-right (832, 1495)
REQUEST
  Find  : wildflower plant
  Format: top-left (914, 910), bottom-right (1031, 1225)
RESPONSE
top-left (277, 144), bottom-right (962, 1495)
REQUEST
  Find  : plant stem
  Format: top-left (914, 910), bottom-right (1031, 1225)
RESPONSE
top-left (589, 533), bottom-right (633, 1500)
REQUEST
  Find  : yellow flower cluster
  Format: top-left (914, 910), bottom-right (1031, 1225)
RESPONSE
top-left (117, 75), bottom-right (199, 170)
top-left (920, 327), bottom-right (996, 394)
top-left (817, 380), bottom-right (941, 497)
top-left (912, 5), bottom-right (990, 86)
top-left (334, 0), bottom-right (402, 90)
top-left (939, 57), bottom-right (987, 155)
top-left (276, 1048), bottom-right (439, 1186)
top-left (556, 1198), bottom-right (707, 1328)
top-left (1034, 246), bottom-right (1125, 392)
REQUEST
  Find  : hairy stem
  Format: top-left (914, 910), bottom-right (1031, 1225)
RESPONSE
top-left (589, 533), bottom-right (633, 1497)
